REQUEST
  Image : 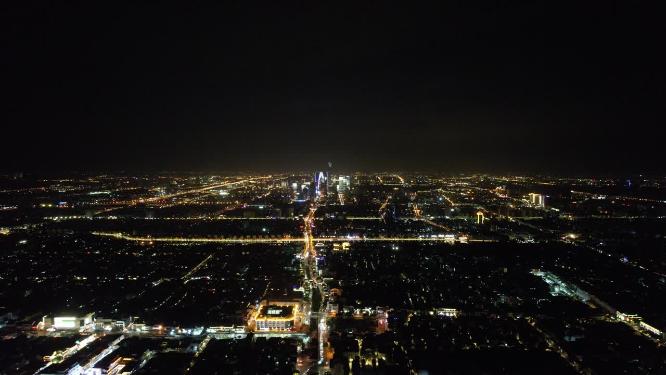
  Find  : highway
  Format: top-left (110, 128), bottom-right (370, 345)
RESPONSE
top-left (299, 203), bottom-right (331, 373)
top-left (92, 231), bottom-right (491, 244)
top-left (93, 176), bottom-right (272, 215)
top-left (182, 253), bottom-right (215, 281)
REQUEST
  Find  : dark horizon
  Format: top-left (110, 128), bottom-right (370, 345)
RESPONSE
top-left (3, 2), bottom-right (665, 174)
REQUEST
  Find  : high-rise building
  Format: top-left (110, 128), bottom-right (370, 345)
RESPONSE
top-left (337, 175), bottom-right (350, 194)
top-left (528, 193), bottom-right (546, 208)
top-left (334, 175), bottom-right (350, 205)
top-left (476, 211), bottom-right (485, 224)
top-left (313, 171), bottom-right (328, 199)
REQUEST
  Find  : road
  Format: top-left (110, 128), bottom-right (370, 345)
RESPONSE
top-left (299, 204), bottom-right (330, 373)
top-left (93, 176), bottom-right (271, 215)
top-left (92, 231), bottom-right (491, 243)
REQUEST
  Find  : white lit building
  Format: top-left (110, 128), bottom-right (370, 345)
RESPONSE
top-left (40, 313), bottom-right (95, 331)
top-left (252, 300), bottom-right (302, 331)
top-left (528, 193), bottom-right (546, 208)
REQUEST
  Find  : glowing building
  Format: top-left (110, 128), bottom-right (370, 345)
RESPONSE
top-left (476, 211), bottom-right (485, 224)
top-left (337, 176), bottom-right (350, 194)
top-left (313, 171), bottom-right (329, 199)
top-left (528, 193), bottom-right (546, 208)
top-left (39, 312), bottom-right (95, 330)
top-left (252, 300), bottom-right (302, 331)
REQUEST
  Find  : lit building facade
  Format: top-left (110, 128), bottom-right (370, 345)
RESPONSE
top-left (313, 171), bottom-right (328, 199)
top-left (252, 300), bottom-right (302, 331)
top-left (337, 176), bottom-right (350, 194)
top-left (39, 312), bottom-right (95, 331)
top-left (528, 193), bottom-right (546, 208)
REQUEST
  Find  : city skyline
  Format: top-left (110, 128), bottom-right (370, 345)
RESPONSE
top-left (2, 2), bottom-right (665, 374)
top-left (1, 172), bottom-right (665, 374)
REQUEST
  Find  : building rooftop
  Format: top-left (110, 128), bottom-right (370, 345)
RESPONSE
top-left (257, 305), bottom-right (294, 319)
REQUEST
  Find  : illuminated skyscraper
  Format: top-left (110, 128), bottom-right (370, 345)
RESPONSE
top-left (313, 171), bottom-right (328, 199)
top-left (476, 211), bottom-right (485, 224)
top-left (337, 176), bottom-right (350, 194)
top-left (334, 175), bottom-right (350, 205)
top-left (528, 193), bottom-right (546, 208)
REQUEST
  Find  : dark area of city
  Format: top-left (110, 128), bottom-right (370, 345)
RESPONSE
top-left (2, 2), bottom-right (666, 375)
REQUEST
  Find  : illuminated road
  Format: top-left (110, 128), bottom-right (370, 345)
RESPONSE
top-left (419, 218), bottom-right (454, 232)
top-left (435, 188), bottom-right (457, 206)
top-left (94, 176), bottom-right (272, 215)
top-left (299, 203), bottom-right (331, 373)
top-left (182, 253), bottom-right (215, 281)
top-left (300, 205), bottom-right (329, 372)
top-left (377, 174), bottom-right (405, 185)
top-left (302, 207), bottom-right (317, 258)
top-left (92, 231), bottom-right (492, 244)
top-left (378, 196), bottom-right (391, 216)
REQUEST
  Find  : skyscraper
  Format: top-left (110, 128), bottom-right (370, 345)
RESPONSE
top-left (313, 171), bottom-right (328, 199)
top-left (528, 193), bottom-right (546, 208)
top-left (337, 176), bottom-right (350, 195)
top-left (336, 175), bottom-right (351, 205)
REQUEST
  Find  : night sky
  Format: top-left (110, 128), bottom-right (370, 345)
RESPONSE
top-left (3, 2), bottom-right (664, 173)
